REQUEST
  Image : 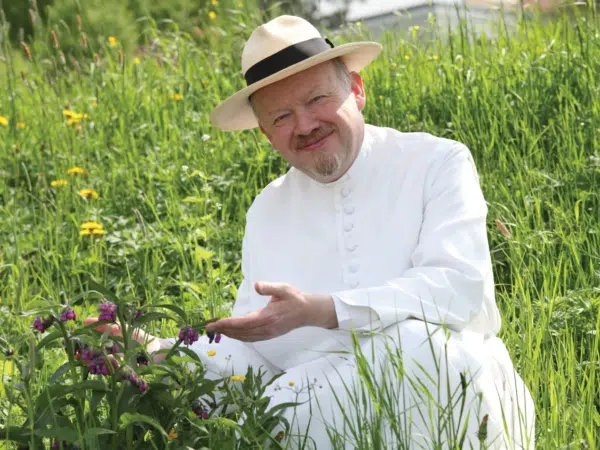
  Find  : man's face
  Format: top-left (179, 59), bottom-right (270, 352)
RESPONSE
top-left (251, 61), bottom-right (366, 183)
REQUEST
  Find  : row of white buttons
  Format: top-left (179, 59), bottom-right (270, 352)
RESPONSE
top-left (340, 182), bottom-right (359, 289)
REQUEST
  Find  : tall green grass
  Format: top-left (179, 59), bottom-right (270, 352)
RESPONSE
top-left (1, 2), bottom-right (599, 448)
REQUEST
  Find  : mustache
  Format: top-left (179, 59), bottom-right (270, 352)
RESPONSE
top-left (295, 128), bottom-right (333, 149)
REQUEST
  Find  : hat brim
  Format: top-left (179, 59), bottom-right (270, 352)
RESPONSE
top-left (210, 41), bottom-right (382, 131)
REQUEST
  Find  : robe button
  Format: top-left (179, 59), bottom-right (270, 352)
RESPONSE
top-left (343, 205), bottom-right (354, 215)
top-left (349, 262), bottom-right (359, 273)
top-left (349, 280), bottom-right (359, 288)
top-left (344, 223), bottom-right (354, 232)
top-left (341, 186), bottom-right (352, 198)
top-left (346, 243), bottom-right (357, 252)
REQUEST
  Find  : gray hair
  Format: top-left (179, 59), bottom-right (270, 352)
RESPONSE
top-left (248, 57), bottom-right (351, 121)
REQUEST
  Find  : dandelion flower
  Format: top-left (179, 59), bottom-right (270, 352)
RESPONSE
top-left (168, 428), bottom-right (178, 440)
top-left (404, 55), bottom-right (410, 61)
top-left (108, 36), bottom-right (117, 47)
top-left (207, 350), bottom-right (216, 357)
top-left (133, 57), bottom-right (141, 65)
top-left (80, 220), bottom-right (105, 237)
top-left (208, 11), bottom-right (217, 20)
top-left (67, 166), bottom-right (88, 176)
top-left (0, 115), bottom-right (8, 126)
top-left (288, 380), bottom-right (295, 387)
top-left (79, 188), bottom-right (99, 199)
top-left (231, 375), bottom-right (245, 382)
top-left (432, 55), bottom-right (439, 61)
top-left (91, 100), bottom-right (98, 108)
top-left (17, 122), bottom-right (26, 129)
top-left (211, 0), bottom-right (218, 4)
top-left (172, 93), bottom-right (183, 101)
top-left (50, 179), bottom-right (68, 188)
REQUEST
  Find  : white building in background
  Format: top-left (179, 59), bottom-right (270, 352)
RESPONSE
top-left (317, 0), bottom-right (528, 39)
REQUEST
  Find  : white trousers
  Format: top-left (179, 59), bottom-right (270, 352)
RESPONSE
top-left (188, 320), bottom-right (535, 450)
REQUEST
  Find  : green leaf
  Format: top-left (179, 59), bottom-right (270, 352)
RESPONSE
top-left (182, 196), bottom-right (203, 203)
top-left (81, 427), bottom-right (117, 440)
top-left (119, 412), bottom-right (169, 438)
top-left (194, 246), bottom-right (215, 264)
top-left (49, 361), bottom-right (77, 384)
top-left (35, 329), bottom-right (62, 351)
top-left (86, 278), bottom-right (122, 305)
top-left (35, 425), bottom-right (79, 442)
top-left (152, 303), bottom-right (188, 323)
top-left (132, 312), bottom-right (173, 326)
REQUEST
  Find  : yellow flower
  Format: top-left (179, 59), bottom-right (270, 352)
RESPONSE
top-left (80, 221), bottom-right (105, 237)
top-left (404, 55), bottom-right (410, 61)
top-left (79, 188), bottom-right (99, 200)
top-left (16, 121), bottom-right (26, 129)
top-left (80, 229), bottom-right (91, 236)
top-left (231, 375), bottom-right (245, 382)
top-left (211, 0), bottom-right (218, 4)
top-left (168, 428), bottom-right (178, 440)
top-left (50, 179), bottom-right (68, 188)
top-left (208, 11), bottom-right (217, 20)
top-left (288, 380), bottom-right (295, 387)
top-left (432, 55), bottom-right (439, 61)
top-left (108, 36), bottom-right (117, 47)
top-left (0, 115), bottom-right (8, 126)
top-left (80, 221), bottom-right (103, 231)
top-left (64, 109), bottom-right (89, 126)
top-left (91, 100), bottom-right (98, 108)
top-left (67, 166), bottom-right (88, 176)
top-left (172, 93), bottom-right (183, 101)
top-left (207, 350), bottom-right (216, 357)
top-left (133, 57), bottom-right (141, 65)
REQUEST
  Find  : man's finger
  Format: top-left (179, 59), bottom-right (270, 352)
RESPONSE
top-left (207, 313), bottom-right (272, 333)
top-left (84, 317), bottom-right (122, 336)
top-left (255, 281), bottom-right (289, 297)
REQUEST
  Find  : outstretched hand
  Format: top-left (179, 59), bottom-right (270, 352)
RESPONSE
top-left (205, 281), bottom-right (337, 342)
top-left (83, 317), bottom-right (162, 355)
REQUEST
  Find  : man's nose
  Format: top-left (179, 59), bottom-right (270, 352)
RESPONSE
top-left (294, 110), bottom-right (319, 137)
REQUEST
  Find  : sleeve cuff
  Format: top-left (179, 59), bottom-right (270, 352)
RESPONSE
top-left (332, 294), bottom-right (380, 330)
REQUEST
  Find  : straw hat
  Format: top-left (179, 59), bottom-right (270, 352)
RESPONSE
top-left (210, 15), bottom-right (382, 131)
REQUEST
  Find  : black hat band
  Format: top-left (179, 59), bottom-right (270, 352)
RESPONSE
top-left (244, 37), bottom-right (335, 86)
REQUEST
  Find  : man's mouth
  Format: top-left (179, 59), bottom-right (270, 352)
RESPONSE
top-left (299, 131), bottom-right (334, 151)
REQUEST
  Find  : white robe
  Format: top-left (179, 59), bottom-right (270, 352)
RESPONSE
top-left (163, 124), bottom-right (535, 449)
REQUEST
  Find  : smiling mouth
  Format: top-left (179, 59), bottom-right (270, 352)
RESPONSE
top-left (299, 131), bottom-right (334, 151)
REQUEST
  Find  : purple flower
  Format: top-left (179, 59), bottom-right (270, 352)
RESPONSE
top-left (88, 355), bottom-right (117, 376)
top-left (105, 343), bottom-right (119, 354)
top-left (207, 330), bottom-right (221, 344)
top-left (121, 370), bottom-right (148, 392)
top-left (192, 400), bottom-right (209, 419)
top-left (33, 316), bottom-right (53, 333)
top-left (178, 327), bottom-right (199, 346)
top-left (98, 302), bottom-right (117, 322)
top-left (80, 347), bottom-right (95, 362)
top-left (60, 307), bottom-right (77, 322)
top-left (135, 309), bottom-right (143, 319)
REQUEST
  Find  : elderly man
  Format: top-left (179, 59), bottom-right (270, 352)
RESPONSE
top-left (114, 15), bottom-right (535, 449)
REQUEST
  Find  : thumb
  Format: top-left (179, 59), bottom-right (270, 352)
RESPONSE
top-left (255, 281), bottom-right (288, 297)
top-left (84, 317), bottom-right (98, 327)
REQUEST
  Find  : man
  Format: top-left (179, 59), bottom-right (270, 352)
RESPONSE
top-left (106, 15), bottom-right (535, 449)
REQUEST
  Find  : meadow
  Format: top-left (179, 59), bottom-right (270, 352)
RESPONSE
top-left (0, 1), bottom-right (599, 449)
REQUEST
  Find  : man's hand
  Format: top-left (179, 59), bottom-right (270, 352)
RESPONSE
top-left (84, 318), bottom-right (163, 357)
top-left (205, 281), bottom-right (338, 342)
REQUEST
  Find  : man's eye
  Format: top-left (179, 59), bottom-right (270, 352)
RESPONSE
top-left (311, 95), bottom-right (325, 103)
top-left (274, 114), bottom-right (289, 124)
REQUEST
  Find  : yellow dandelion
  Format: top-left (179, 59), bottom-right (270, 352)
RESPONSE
top-left (91, 228), bottom-right (106, 236)
top-left (108, 36), bottom-right (117, 47)
top-left (63, 109), bottom-right (75, 118)
top-left (202, 79), bottom-right (209, 85)
top-left (207, 350), bottom-right (216, 357)
top-left (355, 21), bottom-right (361, 27)
top-left (133, 57), bottom-right (141, 65)
top-left (211, 0), bottom-right (218, 4)
top-left (16, 121), bottom-right (26, 129)
top-left (0, 115), bottom-right (8, 126)
top-left (67, 117), bottom-right (81, 126)
top-left (80, 221), bottom-right (103, 231)
top-left (208, 11), bottom-right (217, 20)
top-left (67, 166), bottom-right (88, 176)
top-left (432, 55), bottom-right (439, 61)
top-left (288, 380), bottom-right (295, 387)
top-left (79, 188), bottom-right (99, 200)
top-left (231, 375), bottom-right (245, 382)
top-left (91, 100), bottom-right (97, 108)
top-left (168, 428), bottom-right (178, 440)
top-left (404, 55), bottom-right (410, 61)
top-left (79, 229), bottom-right (91, 236)
top-left (172, 93), bottom-right (183, 101)
top-left (80, 221), bottom-right (105, 238)
top-left (50, 179), bottom-right (68, 188)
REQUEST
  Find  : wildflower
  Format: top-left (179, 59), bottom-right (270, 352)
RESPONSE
top-left (60, 307), bottom-right (76, 322)
top-left (89, 355), bottom-right (115, 375)
top-left (0, 115), bottom-right (8, 126)
top-left (168, 428), bottom-right (178, 440)
top-left (201, 134), bottom-right (210, 141)
top-left (80, 221), bottom-right (105, 237)
top-left (207, 330), bottom-right (221, 344)
top-left (288, 380), bottom-right (295, 387)
top-left (404, 55), bottom-right (410, 61)
top-left (108, 36), bottom-right (117, 47)
top-left (79, 188), bottom-right (99, 200)
top-left (105, 343), bottom-right (119, 354)
top-left (207, 350), bottom-right (216, 357)
top-left (133, 57), bottom-right (141, 65)
top-left (63, 111), bottom-right (89, 127)
top-left (91, 99), bottom-right (97, 108)
top-left (172, 93), bottom-right (183, 101)
top-left (98, 302), bottom-right (117, 322)
top-left (231, 375), bottom-right (245, 382)
top-left (51, 179), bottom-right (68, 188)
top-left (33, 317), bottom-right (53, 333)
top-left (178, 327), bottom-right (199, 346)
top-left (67, 166), bottom-right (88, 176)
top-left (79, 347), bottom-right (95, 362)
top-left (208, 11), bottom-right (217, 20)
top-left (17, 122), bottom-right (26, 129)
top-left (211, 0), bottom-right (218, 4)
top-left (121, 370), bottom-right (148, 392)
top-left (192, 400), bottom-right (209, 419)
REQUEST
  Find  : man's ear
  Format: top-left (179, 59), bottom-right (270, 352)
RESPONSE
top-left (350, 72), bottom-right (366, 111)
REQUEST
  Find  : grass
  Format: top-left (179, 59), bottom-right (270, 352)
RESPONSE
top-left (0, 1), bottom-right (599, 448)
